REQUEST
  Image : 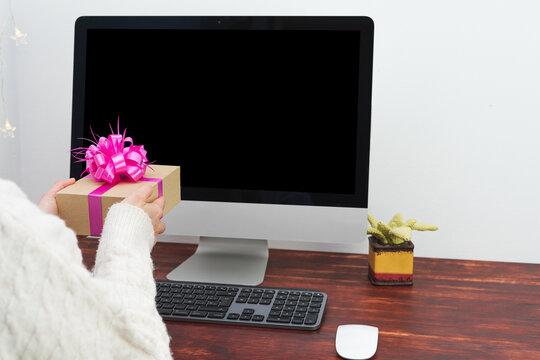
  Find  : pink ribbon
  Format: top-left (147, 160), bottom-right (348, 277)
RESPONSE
top-left (88, 177), bottom-right (163, 236)
top-left (72, 122), bottom-right (149, 184)
top-left (85, 133), bottom-right (148, 184)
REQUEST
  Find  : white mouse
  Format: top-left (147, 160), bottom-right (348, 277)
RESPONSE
top-left (335, 324), bottom-right (379, 360)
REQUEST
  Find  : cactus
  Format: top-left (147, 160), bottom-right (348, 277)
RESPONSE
top-left (367, 213), bottom-right (438, 245)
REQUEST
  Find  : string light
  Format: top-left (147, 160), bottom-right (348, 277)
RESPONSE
top-left (0, 117), bottom-right (16, 138)
top-left (10, 25), bottom-right (27, 46)
top-left (0, 0), bottom-right (28, 139)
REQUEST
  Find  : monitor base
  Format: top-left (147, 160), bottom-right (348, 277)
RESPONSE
top-left (166, 237), bottom-right (269, 286)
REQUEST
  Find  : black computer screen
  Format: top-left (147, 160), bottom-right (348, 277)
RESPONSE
top-left (72, 17), bottom-right (373, 207)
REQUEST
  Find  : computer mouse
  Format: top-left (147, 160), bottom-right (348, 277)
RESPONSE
top-left (335, 324), bottom-right (379, 360)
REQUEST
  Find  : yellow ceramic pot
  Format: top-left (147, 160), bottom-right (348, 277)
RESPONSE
top-left (368, 237), bottom-right (414, 285)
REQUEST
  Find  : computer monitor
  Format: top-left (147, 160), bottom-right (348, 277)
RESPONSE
top-left (71, 16), bottom-right (374, 285)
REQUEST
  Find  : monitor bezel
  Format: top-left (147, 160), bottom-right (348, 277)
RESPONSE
top-left (71, 16), bottom-right (373, 208)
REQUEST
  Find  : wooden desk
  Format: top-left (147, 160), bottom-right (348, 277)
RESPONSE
top-left (79, 238), bottom-right (540, 359)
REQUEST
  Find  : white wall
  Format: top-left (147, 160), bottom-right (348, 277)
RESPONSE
top-left (8, 0), bottom-right (540, 263)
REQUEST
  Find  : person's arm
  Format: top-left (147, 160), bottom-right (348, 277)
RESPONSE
top-left (92, 184), bottom-right (171, 359)
top-left (93, 183), bottom-right (165, 298)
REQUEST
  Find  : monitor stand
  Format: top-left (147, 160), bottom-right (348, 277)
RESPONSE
top-left (166, 237), bottom-right (269, 286)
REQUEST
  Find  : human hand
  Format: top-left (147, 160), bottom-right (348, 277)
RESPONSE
top-left (122, 183), bottom-right (166, 246)
top-left (38, 178), bottom-right (76, 215)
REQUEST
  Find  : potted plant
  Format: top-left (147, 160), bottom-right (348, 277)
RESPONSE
top-left (367, 213), bottom-right (438, 285)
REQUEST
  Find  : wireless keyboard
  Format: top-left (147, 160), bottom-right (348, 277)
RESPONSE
top-left (155, 279), bottom-right (327, 330)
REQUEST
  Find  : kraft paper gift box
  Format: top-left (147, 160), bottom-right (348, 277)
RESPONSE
top-left (57, 165), bottom-right (180, 236)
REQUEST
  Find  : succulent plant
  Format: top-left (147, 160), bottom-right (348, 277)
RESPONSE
top-left (367, 213), bottom-right (438, 245)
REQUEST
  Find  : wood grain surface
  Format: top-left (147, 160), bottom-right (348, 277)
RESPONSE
top-left (78, 238), bottom-right (540, 359)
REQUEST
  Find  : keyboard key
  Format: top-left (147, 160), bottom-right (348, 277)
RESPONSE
top-left (159, 308), bottom-right (173, 315)
top-left (252, 315), bottom-right (264, 322)
top-left (208, 312), bottom-right (226, 319)
top-left (267, 316), bottom-right (291, 324)
top-left (190, 311), bottom-right (208, 318)
top-left (198, 306), bottom-right (228, 313)
top-left (240, 314), bottom-right (252, 321)
top-left (242, 308), bottom-right (255, 315)
top-left (304, 313), bottom-right (318, 325)
top-left (172, 310), bottom-right (190, 316)
top-left (227, 313), bottom-right (240, 320)
top-left (219, 298), bottom-right (233, 307)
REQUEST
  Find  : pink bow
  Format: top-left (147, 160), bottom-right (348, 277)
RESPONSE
top-left (74, 122), bottom-right (149, 184)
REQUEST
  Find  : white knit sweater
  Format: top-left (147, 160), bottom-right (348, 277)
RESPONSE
top-left (0, 179), bottom-right (172, 360)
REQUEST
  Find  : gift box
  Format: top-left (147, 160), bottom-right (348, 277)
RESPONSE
top-left (57, 165), bottom-right (180, 236)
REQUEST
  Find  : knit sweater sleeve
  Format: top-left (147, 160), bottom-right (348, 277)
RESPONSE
top-left (93, 202), bottom-right (156, 296)
top-left (93, 202), bottom-right (172, 359)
